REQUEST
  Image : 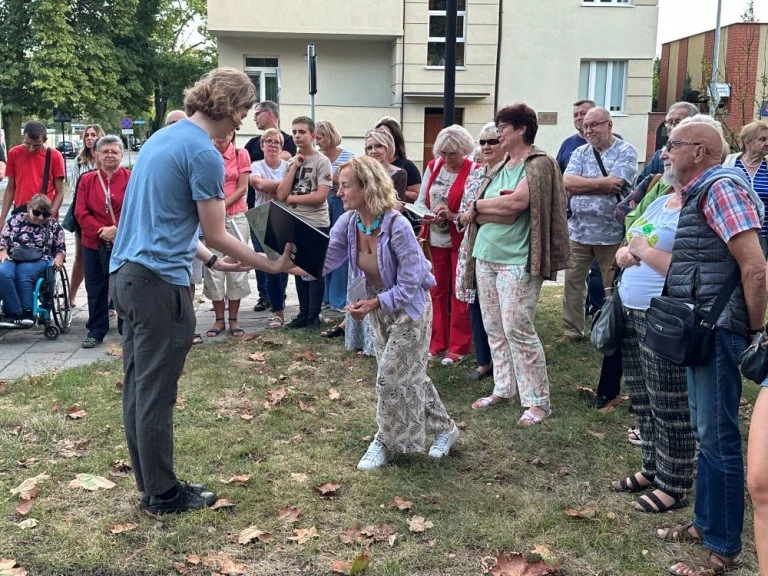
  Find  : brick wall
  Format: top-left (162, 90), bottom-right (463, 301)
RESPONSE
top-left (723, 23), bottom-right (762, 139)
top-left (645, 112), bottom-right (666, 160)
top-left (675, 38), bottom-right (690, 102)
top-left (658, 43), bottom-right (670, 112)
top-left (702, 30), bottom-right (715, 87)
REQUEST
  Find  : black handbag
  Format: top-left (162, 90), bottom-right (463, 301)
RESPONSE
top-left (10, 224), bottom-right (50, 262)
top-left (644, 268), bottom-right (740, 367)
top-left (590, 269), bottom-right (624, 356)
top-left (740, 328), bottom-right (768, 384)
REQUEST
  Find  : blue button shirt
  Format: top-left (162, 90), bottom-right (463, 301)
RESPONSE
top-left (110, 119), bottom-right (225, 286)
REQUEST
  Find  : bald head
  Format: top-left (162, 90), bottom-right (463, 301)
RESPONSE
top-left (674, 122), bottom-right (723, 164)
top-left (662, 122), bottom-right (724, 187)
top-left (165, 110), bottom-right (186, 125)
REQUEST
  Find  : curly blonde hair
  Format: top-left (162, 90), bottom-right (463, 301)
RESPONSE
top-left (338, 156), bottom-right (398, 216)
top-left (184, 67), bottom-right (257, 122)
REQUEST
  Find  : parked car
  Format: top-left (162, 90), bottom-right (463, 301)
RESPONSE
top-left (130, 140), bottom-right (142, 152)
top-left (56, 141), bottom-right (77, 159)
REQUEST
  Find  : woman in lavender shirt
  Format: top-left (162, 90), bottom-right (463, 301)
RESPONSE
top-left (314, 156), bottom-right (460, 471)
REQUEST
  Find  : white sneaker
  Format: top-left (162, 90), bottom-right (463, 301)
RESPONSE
top-left (357, 439), bottom-right (390, 471)
top-left (429, 424), bottom-right (460, 458)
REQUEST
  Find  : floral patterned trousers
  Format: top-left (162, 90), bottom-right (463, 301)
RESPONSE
top-left (476, 260), bottom-right (550, 408)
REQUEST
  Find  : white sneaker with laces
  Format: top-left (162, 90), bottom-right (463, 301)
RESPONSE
top-left (357, 439), bottom-right (390, 471)
top-left (428, 424), bottom-right (460, 458)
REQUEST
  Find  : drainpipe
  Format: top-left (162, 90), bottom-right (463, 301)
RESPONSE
top-left (494, 0), bottom-right (503, 111)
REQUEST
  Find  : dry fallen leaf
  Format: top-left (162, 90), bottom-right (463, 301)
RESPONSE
top-left (201, 551), bottom-right (247, 575)
top-left (389, 533), bottom-right (398, 547)
top-left (0, 381), bottom-right (5, 394)
top-left (554, 466), bottom-right (569, 477)
top-left (15, 519), bottom-right (38, 530)
top-left (248, 352), bottom-right (266, 362)
top-left (456, 420), bottom-right (468, 430)
top-left (298, 400), bottom-right (317, 414)
top-left (240, 414), bottom-right (253, 421)
top-left (331, 560), bottom-right (353, 575)
top-left (69, 474), bottom-right (116, 491)
top-left (328, 388), bottom-right (341, 401)
top-left (585, 429), bottom-right (605, 440)
top-left (277, 506), bottom-right (301, 524)
top-left (238, 526), bottom-right (273, 545)
top-left (109, 522), bottom-right (138, 534)
top-left (530, 545), bottom-right (558, 565)
top-left (314, 481), bottom-right (343, 497)
top-left (109, 459), bottom-right (132, 478)
top-left (14, 500), bottom-right (34, 516)
top-left (263, 386), bottom-right (287, 409)
top-left (290, 473), bottom-right (308, 483)
top-left (564, 507), bottom-right (598, 520)
top-left (106, 346), bottom-right (123, 358)
top-left (293, 350), bottom-right (317, 362)
top-left (209, 498), bottom-right (235, 510)
top-left (407, 516), bottom-right (434, 533)
top-left (288, 526), bottom-right (319, 544)
top-left (385, 496), bottom-right (413, 511)
top-left (187, 555), bottom-right (201, 565)
top-left (16, 457), bottom-right (38, 469)
top-left (0, 558), bottom-right (28, 576)
top-left (487, 550), bottom-right (564, 576)
top-left (65, 405), bottom-right (87, 420)
top-left (290, 434), bottom-right (304, 444)
top-left (225, 474), bottom-right (251, 485)
top-left (172, 561), bottom-right (189, 575)
top-left (10, 474), bottom-right (49, 499)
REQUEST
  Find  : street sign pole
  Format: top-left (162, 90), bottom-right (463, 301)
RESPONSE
top-left (308, 44), bottom-right (317, 121)
top-left (709, 0), bottom-right (723, 115)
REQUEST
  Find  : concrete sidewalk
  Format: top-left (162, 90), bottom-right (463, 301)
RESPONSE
top-left (0, 203), bottom-right (305, 380)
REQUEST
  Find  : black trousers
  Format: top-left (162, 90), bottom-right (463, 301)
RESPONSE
top-left (596, 348), bottom-right (623, 399)
top-left (111, 263), bottom-right (195, 496)
top-left (295, 275), bottom-right (324, 321)
top-left (83, 246), bottom-right (110, 340)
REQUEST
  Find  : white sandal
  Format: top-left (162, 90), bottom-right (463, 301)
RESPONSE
top-left (268, 316), bottom-right (284, 329)
top-left (517, 405), bottom-right (551, 426)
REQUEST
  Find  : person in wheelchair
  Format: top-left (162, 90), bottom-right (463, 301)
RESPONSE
top-left (0, 194), bottom-right (66, 327)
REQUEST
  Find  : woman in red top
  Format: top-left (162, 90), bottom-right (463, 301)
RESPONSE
top-left (203, 130), bottom-right (252, 337)
top-left (75, 135), bottom-right (129, 348)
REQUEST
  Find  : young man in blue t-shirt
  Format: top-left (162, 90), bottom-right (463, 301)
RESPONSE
top-left (110, 67), bottom-right (293, 516)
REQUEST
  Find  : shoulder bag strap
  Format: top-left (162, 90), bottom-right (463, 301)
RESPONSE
top-left (701, 267), bottom-right (741, 328)
top-left (96, 171), bottom-right (117, 225)
top-left (592, 146), bottom-right (621, 202)
top-left (41, 148), bottom-right (52, 196)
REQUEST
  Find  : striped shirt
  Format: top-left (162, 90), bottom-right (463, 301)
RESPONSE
top-left (734, 158), bottom-right (768, 237)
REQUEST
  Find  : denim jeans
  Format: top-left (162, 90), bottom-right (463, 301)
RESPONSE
top-left (0, 258), bottom-right (49, 316)
top-left (266, 273), bottom-right (289, 313)
top-left (469, 296), bottom-right (491, 367)
top-left (687, 328), bottom-right (747, 555)
top-left (324, 196), bottom-right (348, 309)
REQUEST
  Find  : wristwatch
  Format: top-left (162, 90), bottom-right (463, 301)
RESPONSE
top-left (205, 255), bottom-right (218, 269)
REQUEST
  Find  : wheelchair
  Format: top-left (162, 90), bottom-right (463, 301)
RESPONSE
top-left (0, 261), bottom-right (72, 340)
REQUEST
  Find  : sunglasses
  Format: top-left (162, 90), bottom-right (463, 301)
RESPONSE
top-left (32, 209), bottom-right (51, 218)
top-left (479, 139), bottom-right (500, 146)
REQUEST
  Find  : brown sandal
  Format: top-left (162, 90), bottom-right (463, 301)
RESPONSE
top-left (668, 547), bottom-right (743, 575)
top-left (656, 522), bottom-right (702, 544)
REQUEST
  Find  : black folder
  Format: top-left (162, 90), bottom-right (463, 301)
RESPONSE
top-left (245, 201), bottom-right (329, 279)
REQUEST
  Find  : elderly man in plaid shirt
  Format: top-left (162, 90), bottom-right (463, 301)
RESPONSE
top-left (656, 119), bottom-right (766, 576)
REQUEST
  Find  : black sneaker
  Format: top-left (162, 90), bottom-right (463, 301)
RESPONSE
top-left (139, 481), bottom-right (206, 509)
top-left (286, 315), bottom-right (308, 329)
top-left (145, 482), bottom-right (217, 515)
top-left (305, 317), bottom-right (321, 330)
top-left (253, 298), bottom-right (270, 312)
top-left (593, 394), bottom-right (615, 409)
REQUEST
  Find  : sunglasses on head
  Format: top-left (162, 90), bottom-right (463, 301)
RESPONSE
top-left (32, 209), bottom-right (51, 218)
top-left (479, 139), bottom-right (500, 146)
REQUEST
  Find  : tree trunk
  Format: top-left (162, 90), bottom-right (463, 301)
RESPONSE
top-left (2, 110), bottom-right (23, 148)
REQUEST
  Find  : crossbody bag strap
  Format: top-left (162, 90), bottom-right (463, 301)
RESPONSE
top-left (701, 267), bottom-right (741, 328)
top-left (40, 148), bottom-right (52, 196)
top-left (592, 146), bottom-right (621, 203)
top-left (96, 171), bottom-right (117, 225)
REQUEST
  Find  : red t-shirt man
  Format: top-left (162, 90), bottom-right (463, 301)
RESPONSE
top-left (1, 127), bottom-right (66, 223)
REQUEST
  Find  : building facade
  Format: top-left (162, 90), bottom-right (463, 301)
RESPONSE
top-left (209, 0), bottom-right (658, 170)
top-left (658, 22), bottom-right (768, 148)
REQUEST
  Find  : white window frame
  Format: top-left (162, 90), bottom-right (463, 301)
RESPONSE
top-left (582, 0), bottom-right (632, 5)
top-left (580, 60), bottom-right (627, 114)
top-left (426, 2), bottom-right (467, 69)
top-left (244, 57), bottom-right (281, 103)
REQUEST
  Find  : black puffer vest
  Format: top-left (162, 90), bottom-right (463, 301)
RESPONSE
top-left (666, 178), bottom-right (749, 337)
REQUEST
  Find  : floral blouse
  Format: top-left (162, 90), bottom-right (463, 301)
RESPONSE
top-left (0, 213), bottom-right (66, 261)
top-left (454, 166), bottom-right (488, 303)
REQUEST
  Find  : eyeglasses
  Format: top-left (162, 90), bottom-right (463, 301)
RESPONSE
top-left (664, 118), bottom-right (683, 128)
top-left (254, 109), bottom-right (267, 118)
top-left (365, 144), bottom-right (386, 152)
top-left (262, 139), bottom-right (282, 147)
top-left (664, 140), bottom-right (710, 154)
top-left (479, 139), bottom-right (500, 146)
top-left (99, 149), bottom-right (121, 156)
top-left (495, 123), bottom-right (510, 132)
top-left (582, 120), bottom-right (610, 131)
top-left (438, 150), bottom-right (461, 158)
top-left (32, 209), bottom-right (51, 218)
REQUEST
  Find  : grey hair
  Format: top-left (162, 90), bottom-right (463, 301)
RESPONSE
top-left (585, 107), bottom-right (612, 122)
top-left (477, 122), bottom-right (497, 142)
top-left (667, 101), bottom-right (699, 119)
top-left (95, 135), bottom-right (124, 152)
top-left (677, 114), bottom-right (728, 161)
top-left (259, 100), bottom-right (280, 120)
top-left (433, 124), bottom-right (475, 158)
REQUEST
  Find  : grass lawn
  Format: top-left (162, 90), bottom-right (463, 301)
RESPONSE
top-left (0, 286), bottom-right (760, 576)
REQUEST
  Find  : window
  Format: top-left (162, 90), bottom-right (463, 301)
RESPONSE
top-left (244, 57), bottom-right (280, 103)
top-left (427, 0), bottom-right (466, 67)
top-left (579, 60), bottom-right (627, 113)
top-left (582, 0), bottom-right (631, 4)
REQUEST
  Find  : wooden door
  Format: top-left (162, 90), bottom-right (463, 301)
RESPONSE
top-left (422, 107), bottom-right (464, 169)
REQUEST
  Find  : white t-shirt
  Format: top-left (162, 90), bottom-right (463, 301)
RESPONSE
top-left (618, 194), bottom-right (681, 310)
top-left (251, 159), bottom-right (288, 207)
top-left (415, 165), bottom-right (459, 248)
